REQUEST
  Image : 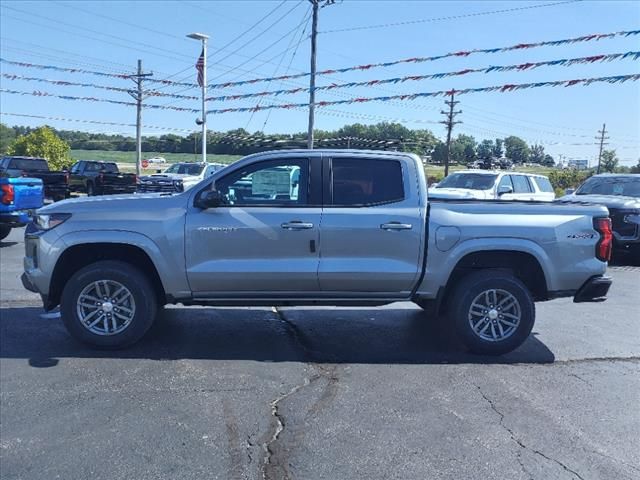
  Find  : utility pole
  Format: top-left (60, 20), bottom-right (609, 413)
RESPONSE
top-left (307, 0), bottom-right (319, 149)
top-left (596, 123), bottom-right (609, 174)
top-left (440, 90), bottom-right (462, 177)
top-left (128, 60), bottom-right (153, 176)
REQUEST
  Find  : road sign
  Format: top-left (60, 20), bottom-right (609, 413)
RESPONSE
top-left (142, 160), bottom-right (149, 169)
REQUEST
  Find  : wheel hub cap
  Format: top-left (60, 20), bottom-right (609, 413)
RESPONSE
top-left (468, 288), bottom-right (521, 342)
top-left (76, 280), bottom-right (136, 336)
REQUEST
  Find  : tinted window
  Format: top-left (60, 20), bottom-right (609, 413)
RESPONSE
top-left (511, 175), bottom-right (533, 193)
top-left (7, 158), bottom-right (49, 171)
top-left (216, 159), bottom-right (308, 206)
top-left (533, 176), bottom-right (554, 193)
top-left (576, 176), bottom-right (640, 198)
top-left (165, 163), bottom-right (204, 175)
top-left (70, 163), bottom-right (81, 174)
top-left (498, 175), bottom-right (513, 191)
top-left (332, 158), bottom-right (404, 206)
top-left (436, 173), bottom-right (497, 190)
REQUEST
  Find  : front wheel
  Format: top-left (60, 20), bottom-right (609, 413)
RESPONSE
top-left (61, 260), bottom-right (157, 348)
top-left (0, 225), bottom-right (11, 241)
top-left (449, 270), bottom-right (535, 356)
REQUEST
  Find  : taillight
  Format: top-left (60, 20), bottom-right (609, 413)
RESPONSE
top-left (1, 184), bottom-right (15, 205)
top-left (594, 217), bottom-right (613, 262)
top-left (64, 172), bottom-right (70, 184)
top-left (99, 172), bottom-right (104, 182)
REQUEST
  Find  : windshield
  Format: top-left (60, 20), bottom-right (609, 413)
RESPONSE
top-left (7, 158), bottom-right (49, 171)
top-left (436, 173), bottom-right (498, 190)
top-left (575, 176), bottom-right (640, 198)
top-left (164, 163), bottom-right (204, 175)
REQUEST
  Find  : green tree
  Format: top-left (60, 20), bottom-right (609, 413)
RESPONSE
top-left (530, 144), bottom-right (545, 164)
top-left (0, 123), bottom-right (16, 154)
top-left (630, 159), bottom-right (640, 174)
top-left (8, 126), bottom-right (72, 170)
top-left (542, 154), bottom-right (555, 167)
top-left (600, 149), bottom-right (619, 173)
top-left (492, 139), bottom-right (504, 158)
top-left (504, 136), bottom-right (530, 164)
top-left (477, 139), bottom-right (494, 160)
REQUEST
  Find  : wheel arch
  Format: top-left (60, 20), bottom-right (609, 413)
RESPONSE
top-left (48, 241), bottom-right (167, 310)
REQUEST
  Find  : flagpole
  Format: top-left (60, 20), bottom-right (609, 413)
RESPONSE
top-left (187, 32), bottom-right (209, 164)
top-left (201, 38), bottom-right (207, 164)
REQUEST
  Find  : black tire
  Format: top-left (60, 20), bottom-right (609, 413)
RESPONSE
top-left (449, 270), bottom-right (535, 356)
top-left (86, 182), bottom-right (95, 196)
top-left (0, 225), bottom-right (11, 241)
top-left (61, 260), bottom-right (157, 348)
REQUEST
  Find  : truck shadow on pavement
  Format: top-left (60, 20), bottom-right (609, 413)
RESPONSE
top-left (0, 306), bottom-right (555, 366)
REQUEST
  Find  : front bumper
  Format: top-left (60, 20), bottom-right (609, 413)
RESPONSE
top-left (573, 275), bottom-right (612, 303)
top-left (0, 210), bottom-right (35, 227)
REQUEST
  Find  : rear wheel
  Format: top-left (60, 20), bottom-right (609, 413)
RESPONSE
top-left (0, 225), bottom-right (11, 241)
top-left (61, 260), bottom-right (157, 348)
top-left (449, 270), bottom-right (535, 356)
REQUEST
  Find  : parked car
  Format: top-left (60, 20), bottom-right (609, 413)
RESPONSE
top-left (146, 157), bottom-right (166, 164)
top-left (559, 174), bottom-right (640, 260)
top-left (68, 161), bottom-right (137, 196)
top-left (137, 162), bottom-right (226, 193)
top-left (23, 149), bottom-right (612, 356)
top-left (0, 156), bottom-right (69, 201)
top-left (0, 174), bottom-right (43, 240)
top-left (429, 170), bottom-right (555, 201)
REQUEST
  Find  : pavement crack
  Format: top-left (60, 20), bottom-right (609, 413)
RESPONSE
top-left (475, 384), bottom-right (585, 480)
top-left (261, 374), bottom-right (316, 480)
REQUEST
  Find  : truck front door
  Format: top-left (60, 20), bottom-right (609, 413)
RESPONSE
top-left (318, 156), bottom-right (424, 294)
top-left (185, 156), bottom-right (322, 295)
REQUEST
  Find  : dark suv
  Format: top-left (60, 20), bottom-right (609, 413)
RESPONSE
top-left (560, 174), bottom-right (640, 261)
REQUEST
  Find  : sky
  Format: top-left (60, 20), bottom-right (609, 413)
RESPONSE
top-left (0, 0), bottom-right (639, 165)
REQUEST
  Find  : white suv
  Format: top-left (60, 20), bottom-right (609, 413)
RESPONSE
top-left (429, 170), bottom-right (555, 201)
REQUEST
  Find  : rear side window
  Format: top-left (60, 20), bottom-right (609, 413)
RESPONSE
top-left (331, 158), bottom-right (404, 206)
top-left (533, 176), bottom-right (554, 193)
top-left (7, 158), bottom-right (49, 171)
top-left (511, 175), bottom-right (533, 193)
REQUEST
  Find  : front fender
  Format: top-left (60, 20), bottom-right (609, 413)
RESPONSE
top-left (55, 230), bottom-right (190, 298)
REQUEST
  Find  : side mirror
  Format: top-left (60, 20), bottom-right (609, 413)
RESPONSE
top-left (195, 188), bottom-right (225, 209)
top-left (565, 188), bottom-right (575, 195)
top-left (498, 185), bottom-right (513, 196)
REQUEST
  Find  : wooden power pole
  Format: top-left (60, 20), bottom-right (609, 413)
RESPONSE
top-left (128, 59), bottom-right (153, 176)
top-left (307, 0), bottom-right (319, 149)
top-left (596, 123), bottom-right (609, 174)
top-left (440, 91), bottom-right (462, 177)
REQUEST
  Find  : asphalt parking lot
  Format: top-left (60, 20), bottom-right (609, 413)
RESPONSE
top-left (1, 226), bottom-right (639, 480)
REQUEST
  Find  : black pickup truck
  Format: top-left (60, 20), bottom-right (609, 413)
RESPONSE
top-left (68, 161), bottom-right (137, 196)
top-left (0, 156), bottom-right (70, 202)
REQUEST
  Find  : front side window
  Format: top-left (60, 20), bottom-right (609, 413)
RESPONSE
top-left (331, 158), bottom-right (404, 206)
top-left (498, 175), bottom-right (513, 191)
top-left (436, 173), bottom-right (497, 191)
top-left (214, 159), bottom-right (308, 206)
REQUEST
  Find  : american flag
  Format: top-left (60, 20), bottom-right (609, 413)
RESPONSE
top-left (196, 48), bottom-right (205, 87)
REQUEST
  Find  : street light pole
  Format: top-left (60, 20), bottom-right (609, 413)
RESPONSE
top-left (187, 32), bottom-right (209, 164)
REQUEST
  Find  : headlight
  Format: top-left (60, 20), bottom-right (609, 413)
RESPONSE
top-left (35, 213), bottom-right (72, 230)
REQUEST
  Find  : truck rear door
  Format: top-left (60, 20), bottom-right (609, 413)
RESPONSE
top-left (318, 155), bottom-right (424, 294)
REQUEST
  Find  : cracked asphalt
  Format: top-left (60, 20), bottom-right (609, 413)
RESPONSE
top-left (1, 227), bottom-right (639, 480)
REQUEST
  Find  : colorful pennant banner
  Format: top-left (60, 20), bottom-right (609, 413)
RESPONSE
top-left (2, 29), bottom-right (638, 90)
top-left (2, 74), bottom-right (638, 115)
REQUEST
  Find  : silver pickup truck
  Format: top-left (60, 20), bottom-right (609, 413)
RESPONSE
top-left (22, 149), bottom-right (613, 355)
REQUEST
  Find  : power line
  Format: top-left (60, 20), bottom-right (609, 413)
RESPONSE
top-left (321, 0), bottom-right (582, 33)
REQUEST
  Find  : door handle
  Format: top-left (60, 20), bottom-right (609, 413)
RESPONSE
top-left (380, 222), bottom-right (412, 231)
top-left (281, 221), bottom-right (314, 230)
